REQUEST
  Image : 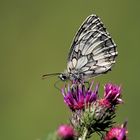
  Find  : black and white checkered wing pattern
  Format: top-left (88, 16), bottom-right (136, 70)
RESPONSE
top-left (67, 14), bottom-right (118, 80)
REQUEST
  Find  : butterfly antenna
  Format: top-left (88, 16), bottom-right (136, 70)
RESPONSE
top-left (42, 73), bottom-right (61, 79)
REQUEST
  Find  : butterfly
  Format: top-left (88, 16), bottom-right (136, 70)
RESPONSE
top-left (42, 14), bottom-right (118, 82)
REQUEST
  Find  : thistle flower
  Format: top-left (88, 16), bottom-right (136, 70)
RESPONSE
top-left (61, 81), bottom-right (98, 111)
top-left (104, 122), bottom-right (128, 140)
top-left (60, 82), bottom-right (126, 140)
top-left (69, 82), bottom-right (119, 138)
top-left (57, 124), bottom-right (75, 140)
top-left (103, 83), bottom-right (123, 105)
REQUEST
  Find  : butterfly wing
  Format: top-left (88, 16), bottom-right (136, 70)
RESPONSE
top-left (67, 14), bottom-right (118, 80)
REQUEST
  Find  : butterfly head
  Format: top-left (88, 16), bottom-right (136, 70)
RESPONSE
top-left (58, 73), bottom-right (69, 81)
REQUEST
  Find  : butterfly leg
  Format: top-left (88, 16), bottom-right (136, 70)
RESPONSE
top-left (54, 80), bottom-right (61, 91)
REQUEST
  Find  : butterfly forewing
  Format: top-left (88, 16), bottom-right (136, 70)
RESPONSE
top-left (67, 14), bottom-right (118, 80)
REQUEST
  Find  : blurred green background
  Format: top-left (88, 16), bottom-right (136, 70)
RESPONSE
top-left (0, 0), bottom-right (139, 140)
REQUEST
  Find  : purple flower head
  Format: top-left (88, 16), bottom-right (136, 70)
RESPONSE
top-left (104, 122), bottom-right (128, 140)
top-left (104, 83), bottom-right (123, 105)
top-left (61, 81), bottom-right (98, 111)
top-left (57, 124), bottom-right (75, 140)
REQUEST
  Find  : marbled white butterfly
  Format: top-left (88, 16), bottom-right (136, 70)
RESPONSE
top-left (42, 14), bottom-right (118, 82)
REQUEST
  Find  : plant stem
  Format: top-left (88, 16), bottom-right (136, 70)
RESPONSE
top-left (78, 127), bottom-right (88, 140)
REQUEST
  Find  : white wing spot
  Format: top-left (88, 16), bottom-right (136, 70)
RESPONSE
top-left (76, 56), bottom-right (88, 69)
top-left (81, 67), bottom-right (89, 72)
top-left (67, 61), bottom-right (73, 72)
top-left (95, 67), bottom-right (106, 73)
top-left (75, 45), bottom-right (79, 52)
top-left (84, 71), bottom-right (93, 75)
top-left (90, 65), bottom-right (98, 69)
top-left (97, 61), bottom-right (115, 66)
top-left (93, 52), bottom-right (117, 60)
top-left (79, 42), bottom-right (85, 51)
top-left (72, 58), bottom-right (77, 67)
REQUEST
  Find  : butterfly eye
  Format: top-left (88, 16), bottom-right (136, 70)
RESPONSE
top-left (59, 74), bottom-right (67, 81)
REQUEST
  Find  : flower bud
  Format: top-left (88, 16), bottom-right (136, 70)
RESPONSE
top-left (104, 122), bottom-right (128, 140)
top-left (57, 125), bottom-right (75, 140)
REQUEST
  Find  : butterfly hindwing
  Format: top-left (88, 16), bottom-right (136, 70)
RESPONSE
top-left (67, 14), bottom-right (118, 80)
